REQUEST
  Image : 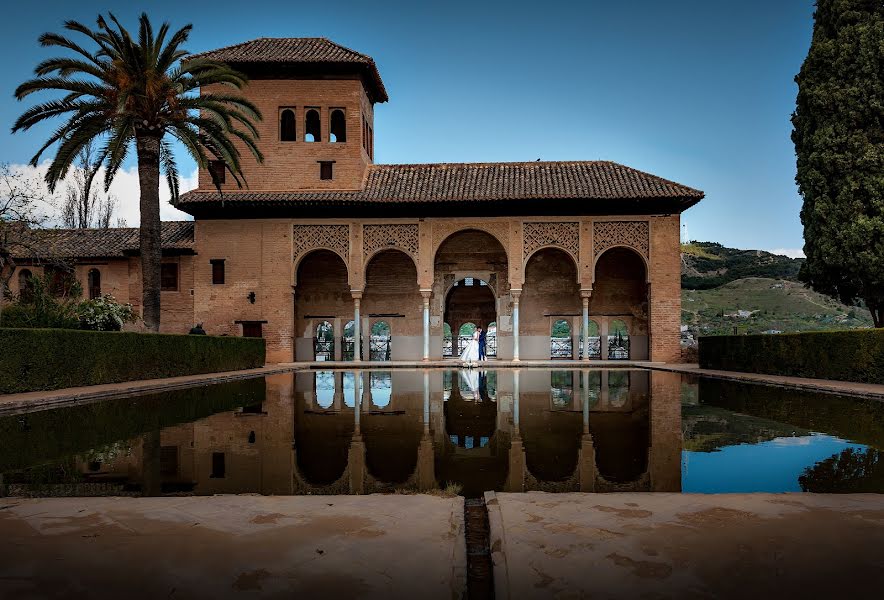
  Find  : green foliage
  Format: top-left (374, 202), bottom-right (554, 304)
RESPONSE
top-left (1, 272), bottom-right (81, 328)
top-left (2, 272), bottom-right (137, 331)
top-left (792, 0), bottom-right (884, 326)
top-left (0, 328), bottom-right (265, 393)
top-left (551, 320), bottom-right (570, 337)
top-left (799, 448), bottom-right (884, 493)
top-left (683, 277), bottom-right (873, 335)
top-left (699, 329), bottom-right (884, 384)
top-left (681, 242), bottom-right (802, 290)
top-left (77, 295), bottom-right (137, 331)
top-left (11, 12), bottom-right (263, 198)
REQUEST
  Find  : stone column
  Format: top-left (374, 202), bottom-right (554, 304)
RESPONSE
top-left (351, 291), bottom-right (363, 362)
top-left (511, 289), bottom-right (522, 362)
top-left (505, 370), bottom-right (525, 492)
top-left (581, 290), bottom-right (592, 361)
top-left (333, 317), bottom-right (343, 361)
top-left (421, 290), bottom-right (432, 362)
top-left (333, 372), bottom-right (343, 410)
top-left (423, 371), bottom-right (430, 433)
top-left (600, 319), bottom-right (609, 361)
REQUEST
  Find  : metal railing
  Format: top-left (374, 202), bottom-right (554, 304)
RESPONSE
top-left (550, 337), bottom-right (573, 359)
top-left (577, 337), bottom-right (602, 359)
top-left (313, 337), bottom-right (334, 361)
top-left (608, 334), bottom-right (629, 360)
top-left (447, 335), bottom-right (497, 358)
top-left (340, 337), bottom-right (362, 361)
top-left (369, 336), bottom-right (391, 361)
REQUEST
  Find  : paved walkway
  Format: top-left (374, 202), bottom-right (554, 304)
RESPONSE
top-left (487, 492), bottom-right (884, 599)
top-left (0, 495), bottom-right (465, 599)
top-left (658, 363), bottom-right (884, 400)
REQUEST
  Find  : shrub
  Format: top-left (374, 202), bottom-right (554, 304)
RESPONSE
top-left (0, 328), bottom-right (266, 394)
top-left (699, 329), bottom-right (884, 384)
top-left (1, 273), bottom-right (81, 329)
top-left (78, 295), bottom-right (137, 331)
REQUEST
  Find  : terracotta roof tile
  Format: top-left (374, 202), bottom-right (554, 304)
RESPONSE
top-left (177, 161), bottom-right (703, 208)
top-left (190, 38), bottom-right (388, 102)
top-left (12, 221), bottom-right (194, 259)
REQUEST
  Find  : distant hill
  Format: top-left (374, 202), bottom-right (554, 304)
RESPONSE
top-left (682, 277), bottom-right (873, 337)
top-left (682, 242), bottom-right (802, 289)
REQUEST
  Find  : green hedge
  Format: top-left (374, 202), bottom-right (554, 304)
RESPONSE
top-left (699, 329), bottom-right (884, 384)
top-left (0, 328), bottom-right (266, 394)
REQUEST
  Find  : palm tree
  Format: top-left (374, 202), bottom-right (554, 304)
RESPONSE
top-left (12, 13), bottom-right (263, 331)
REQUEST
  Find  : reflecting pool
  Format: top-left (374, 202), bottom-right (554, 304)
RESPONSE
top-left (1, 369), bottom-right (882, 497)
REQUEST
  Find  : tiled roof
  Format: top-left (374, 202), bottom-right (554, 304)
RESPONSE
top-left (189, 37), bottom-right (388, 103)
top-left (177, 161), bottom-right (704, 208)
top-left (11, 221), bottom-right (194, 259)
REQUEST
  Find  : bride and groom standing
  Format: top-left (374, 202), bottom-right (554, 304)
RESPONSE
top-left (460, 326), bottom-right (487, 363)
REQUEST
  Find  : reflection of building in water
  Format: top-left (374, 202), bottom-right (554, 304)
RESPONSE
top-left (75, 369), bottom-right (682, 495)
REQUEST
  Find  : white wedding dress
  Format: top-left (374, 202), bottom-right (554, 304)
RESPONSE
top-left (460, 331), bottom-right (480, 362)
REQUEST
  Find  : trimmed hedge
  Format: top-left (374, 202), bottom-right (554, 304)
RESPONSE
top-left (0, 328), bottom-right (265, 394)
top-left (699, 329), bottom-right (884, 384)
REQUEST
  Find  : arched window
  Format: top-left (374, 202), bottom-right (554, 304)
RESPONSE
top-left (458, 322), bottom-right (476, 357)
top-left (370, 371), bottom-right (392, 408)
top-left (581, 320), bottom-right (601, 359)
top-left (342, 320), bottom-right (358, 361)
top-left (609, 320), bottom-right (630, 360)
top-left (551, 319), bottom-right (573, 359)
top-left (370, 321), bottom-right (390, 361)
top-left (18, 269), bottom-right (34, 303)
top-left (330, 109), bottom-right (346, 143)
top-left (314, 371), bottom-right (335, 409)
top-left (87, 268), bottom-right (101, 299)
top-left (443, 322), bottom-right (453, 357)
top-left (314, 320), bottom-right (334, 361)
top-left (305, 109), bottom-right (321, 142)
top-left (486, 321), bottom-right (497, 358)
top-left (280, 109), bottom-right (296, 141)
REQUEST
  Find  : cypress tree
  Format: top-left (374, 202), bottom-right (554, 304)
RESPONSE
top-left (792, 0), bottom-right (884, 326)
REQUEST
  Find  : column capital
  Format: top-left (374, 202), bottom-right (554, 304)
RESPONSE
top-left (580, 288), bottom-right (593, 299)
top-left (419, 288), bottom-right (432, 300)
top-left (510, 288), bottom-right (522, 301)
top-left (350, 290), bottom-right (364, 300)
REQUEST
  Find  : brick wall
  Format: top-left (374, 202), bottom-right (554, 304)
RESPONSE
top-left (648, 215), bottom-right (682, 362)
top-left (197, 78), bottom-right (373, 193)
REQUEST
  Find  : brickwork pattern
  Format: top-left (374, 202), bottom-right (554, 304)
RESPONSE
top-left (523, 221), bottom-right (579, 261)
top-left (293, 224), bottom-right (350, 267)
top-left (593, 221), bottom-right (650, 258)
top-left (363, 224), bottom-right (419, 260)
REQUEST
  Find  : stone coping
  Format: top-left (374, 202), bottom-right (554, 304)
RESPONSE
top-left (485, 491), bottom-right (884, 599)
top-left (0, 494), bottom-right (466, 599)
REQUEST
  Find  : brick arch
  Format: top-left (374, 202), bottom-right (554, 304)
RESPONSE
top-left (592, 245), bottom-right (649, 284)
top-left (432, 225), bottom-right (510, 265)
top-left (362, 246), bottom-right (419, 283)
top-left (293, 247), bottom-right (352, 287)
top-left (524, 245), bottom-right (580, 283)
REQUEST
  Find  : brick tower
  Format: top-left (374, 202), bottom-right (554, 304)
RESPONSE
top-left (191, 38), bottom-right (388, 193)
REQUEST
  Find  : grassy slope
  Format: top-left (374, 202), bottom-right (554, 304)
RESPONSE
top-left (682, 277), bottom-right (873, 336)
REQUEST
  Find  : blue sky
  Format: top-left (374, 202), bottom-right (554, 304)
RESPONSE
top-left (0, 0), bottom-right (814, 254)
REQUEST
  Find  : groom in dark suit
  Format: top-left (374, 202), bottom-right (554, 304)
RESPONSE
top-left (478, 326), bottom-right (487, 361)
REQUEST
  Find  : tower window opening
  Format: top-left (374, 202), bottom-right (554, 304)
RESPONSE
top-left (280, 108), bottom-right (296, 141)
top-left (305, 109), bottom-right (321, 142)
top-left (208, 160), bottom-right (226, 185)
top-left (330, 109), bottom-right (346, 143)
top-left (319, 161), bottom-right (334, 180)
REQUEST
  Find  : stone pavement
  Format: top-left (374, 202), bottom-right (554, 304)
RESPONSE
top-left (486, 492), bottom-right (884, 599)
top-left (0, 494), bottom-right (466, 599)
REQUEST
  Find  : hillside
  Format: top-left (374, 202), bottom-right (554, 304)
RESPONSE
top-left (682, 242), bottom-right (802, 289)
top-left (682, 277), bottom-right (873, 337)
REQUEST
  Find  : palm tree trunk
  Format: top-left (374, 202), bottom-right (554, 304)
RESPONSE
top-left (136, 134), bottom-right (162, 332)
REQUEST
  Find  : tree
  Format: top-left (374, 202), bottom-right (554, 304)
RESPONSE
top-left (0, 165), bottom-right (52, 324)
top-left (60, 141), bottom-right (118, 229)
top-left (792, 0), bottom-right (884, 326)
top-left (12, 13), bottom-right (263, 331)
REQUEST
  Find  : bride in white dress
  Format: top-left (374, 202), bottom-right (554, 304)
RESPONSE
top-left (460, 329), bottom-right (480, 363)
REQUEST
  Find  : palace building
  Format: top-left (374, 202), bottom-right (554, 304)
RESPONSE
top-left (9, 38), bottom-right (703, 364)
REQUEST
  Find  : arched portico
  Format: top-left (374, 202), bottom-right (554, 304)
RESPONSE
top-left (591, 247), bottom-right (649, 360)
top-left (293, 249), bottom-right (352, 361)
top-left (361, 249), bottom-right (422, 361)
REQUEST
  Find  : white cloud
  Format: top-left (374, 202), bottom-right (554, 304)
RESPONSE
top-left (7, 161), bottom-right (196, 227)
top-left (768, 248), bottom-right (806, 259)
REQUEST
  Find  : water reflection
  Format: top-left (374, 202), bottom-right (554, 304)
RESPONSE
top-left (3, 370), bottom-right (884, 497)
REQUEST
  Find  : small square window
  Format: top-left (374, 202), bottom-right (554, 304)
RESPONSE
top-left (208, 160), bottom-right (226, 185)
top-left (161, 263), bottom-right (179, 291)
top-left (211, 259), bottom-right (225, 285)
top-left (319, 161), bottom-right (334, 180)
